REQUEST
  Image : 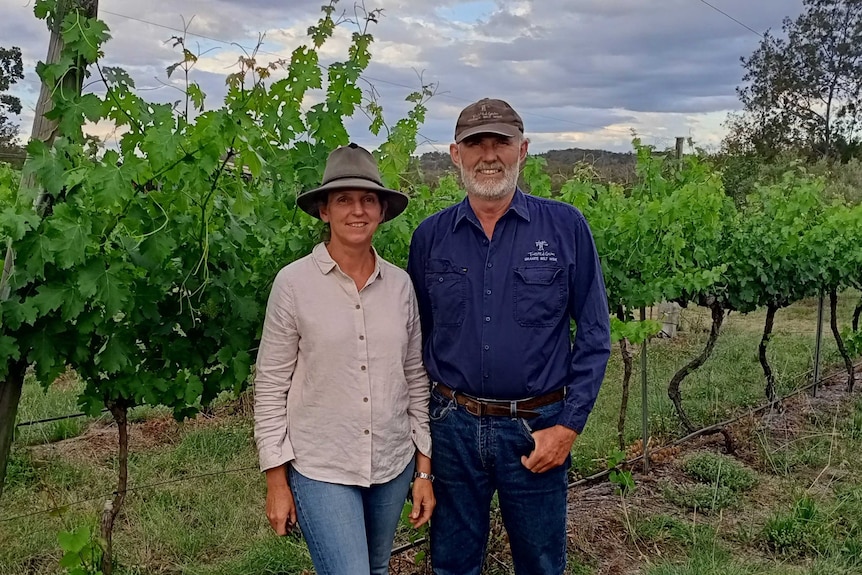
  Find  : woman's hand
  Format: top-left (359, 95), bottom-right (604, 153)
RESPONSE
top-left (265, 466), bottom-right (297, 535)
top-left (409, 476), bottom-right (435, 528)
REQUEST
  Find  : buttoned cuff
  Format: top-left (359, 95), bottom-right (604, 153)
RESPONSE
top-left (410, 424), bottom-right (432, 459)
top-left (258, 443), bottom-right (295, 473)
top-left (557, 404), bottom-right (589, 435)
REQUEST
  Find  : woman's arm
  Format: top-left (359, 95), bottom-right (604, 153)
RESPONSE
top-left (265, 464), bottom-right (297, 535)
top-left (254, 270), bottom-right (300, 471)
top-left (404, 285), bottom-right (434, 528)
top-left (409, 451), bottom-right (434, 528)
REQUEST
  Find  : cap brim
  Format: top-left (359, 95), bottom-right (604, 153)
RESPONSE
top-left (455, 123), bottom-right (522, 143)
top-left (296, 178), bottom-right (409, 222)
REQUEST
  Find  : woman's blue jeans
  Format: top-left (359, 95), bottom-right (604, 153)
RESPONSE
top-left (289, 461), bottom-right (413, 575)
top-left (428, 386), bottom-right (570, 575)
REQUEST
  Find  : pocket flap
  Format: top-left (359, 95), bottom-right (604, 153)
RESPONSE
top-left (426, 259), bottom-right (464, 274)
top-left (514, 267), bottom-right (563, 285)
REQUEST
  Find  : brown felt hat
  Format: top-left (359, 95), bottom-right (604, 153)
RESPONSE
top-left (454, 98), bottom-right (524, 143)
top-left (296, 143), bottom-right (408, 221)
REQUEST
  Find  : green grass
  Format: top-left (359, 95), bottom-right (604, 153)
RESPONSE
top-left (182, 536), bottom-right (313, 575)
top-left (760, 487), bottom-right (862, 560)
top-left (663, 482), bottom-right (739, 513)
top-left (761, 496), bottom-right (832, 557)
top-left (572, 291), bottom-right (859, 477)
top-left (635, 514), bottom-right (717, 548)
top-left (2, 291), bottom-right (861, 574)
top-left (843, 398), bottom-right (862, 440)
top-left (0, 419), bottom-right (270, 575)
top-left (14, 370), bottom-right (94, 447)
top-left (646, 547), bottom-right (783, 575)
top-left (682, 453), bottom-right (758, 493)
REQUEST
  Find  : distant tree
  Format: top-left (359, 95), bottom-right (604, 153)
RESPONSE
top-left (725, 0), bottom-right (862, 160)
top-left (0, 46), bottom-right (24, 151)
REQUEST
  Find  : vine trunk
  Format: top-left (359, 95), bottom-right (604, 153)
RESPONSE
top-left (667, 301), bottom-right (725, 433)
top-left (617, 337), bottom-right (634, 452)
top-left (830, 288), bottom-right (855, 393)
top-left (759, 304), bottom-right (778, 403)
top-left (852, 296), bottom-right (861, 332)
top-left (0, 361), bottom-right (27, 499)
top-left (100, 402), bottom-right (129, 575)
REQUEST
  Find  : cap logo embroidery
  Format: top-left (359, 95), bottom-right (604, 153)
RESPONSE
top-left (469, 104), bottom-right (503, 122)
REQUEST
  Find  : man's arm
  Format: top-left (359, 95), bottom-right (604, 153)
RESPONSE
top-left (559, 211), bottom-right (612, 433)
top-left (521, 211), bottom-right (611, 473)
top-left (407, 226), bottom-right (433, 347)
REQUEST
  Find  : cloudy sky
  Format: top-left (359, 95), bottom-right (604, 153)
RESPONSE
top-left (1, 0), bottom-right (803, 155)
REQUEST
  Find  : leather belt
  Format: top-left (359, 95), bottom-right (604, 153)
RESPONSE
top-left (433, 382), bottom-right (565, 419)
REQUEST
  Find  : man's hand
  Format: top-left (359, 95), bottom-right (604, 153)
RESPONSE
top-left (520, 424), bottom-right (578, 473)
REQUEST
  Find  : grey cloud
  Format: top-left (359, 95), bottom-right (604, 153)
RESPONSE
top-left (1, 0), bottom-right (807, 153)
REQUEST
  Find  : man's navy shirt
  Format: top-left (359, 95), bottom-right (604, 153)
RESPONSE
top-left (407, 189), bottom-right (612, 433)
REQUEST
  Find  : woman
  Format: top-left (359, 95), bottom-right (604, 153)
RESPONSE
top-left (253, 143), bottom-right (434, 575)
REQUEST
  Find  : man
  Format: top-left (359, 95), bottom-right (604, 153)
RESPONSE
top-left (407, 98), bottom-right (611, 575)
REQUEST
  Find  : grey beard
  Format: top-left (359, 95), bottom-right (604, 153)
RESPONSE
top-left (461, 163), bottom-right (520, 200)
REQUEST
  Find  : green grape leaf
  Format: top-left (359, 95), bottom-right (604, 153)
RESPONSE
top-left (57, 526), bottom-right (90, 554)
top-left (0, 207), bottom-right (40, 241)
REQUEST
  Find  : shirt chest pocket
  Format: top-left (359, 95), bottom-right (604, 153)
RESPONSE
top-left (424, 259), bottom-right (467, 327)
top-left (513, 266), bottom-right (567, 327)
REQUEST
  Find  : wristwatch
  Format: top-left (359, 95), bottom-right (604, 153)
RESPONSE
top-left (413, 471), bottom-right (434, 482)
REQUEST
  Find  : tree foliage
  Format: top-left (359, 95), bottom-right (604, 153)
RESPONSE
top-left (0, 46), bottom-right (24, 151)
top-left (726, 0), bottom-right (862, 160)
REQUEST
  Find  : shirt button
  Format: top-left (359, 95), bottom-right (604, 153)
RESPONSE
top-left (438, 277), bottom-right (444, 282)
top-left (363, 397), bottom-right (369, 403)
top-left (361, 365), bottom-right (367, 371)
top-left (364, 429), bottom-right (370, 435)
top-left (355, 304), bottom-right (360, 309)
top-left (486, 289), bottom-right (492, 295)
top-left (483, 373), bottom-right (489, 379)
top-left (487, 263), bottom-right (493, 268)
top-left (359, 335), bottom-right (365, 340)
top-left (484, 345), bottom-right (490, 351)
top-left (485, 316), bottom-right (491, 322)
top-left (483, 239), bottom-right (488, 245)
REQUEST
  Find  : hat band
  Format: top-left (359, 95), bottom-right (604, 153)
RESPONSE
top-left (322, 173), bottom-right (384, 187)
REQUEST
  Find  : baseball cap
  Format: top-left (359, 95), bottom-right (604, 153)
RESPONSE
top-left (454, 98), bottom-right (524, 143)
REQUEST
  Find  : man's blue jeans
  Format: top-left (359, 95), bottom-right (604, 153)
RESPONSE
top-left (289, 461), bottom-right (413, 575)
top-left (428, 385), bottom-right (570, 575)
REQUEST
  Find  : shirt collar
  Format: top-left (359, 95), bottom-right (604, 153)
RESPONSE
top-left (452, 187), bottom-right (531, 232)
top-left (311, 242), bottom-right (384, 280)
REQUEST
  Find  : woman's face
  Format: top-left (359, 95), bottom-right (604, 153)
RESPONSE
top-left (319, 190), bottom-right (385, 248)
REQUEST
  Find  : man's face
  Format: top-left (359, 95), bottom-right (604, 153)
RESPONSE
top-left (450, 134), bottom-right (528, 200)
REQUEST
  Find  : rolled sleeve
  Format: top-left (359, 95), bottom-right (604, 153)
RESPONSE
top-left (404, 287), bottom-right (432, 458)
top-left (253, 270), bottom-right (299, 472)
top-left (560, 212), bottom-right (612, 433)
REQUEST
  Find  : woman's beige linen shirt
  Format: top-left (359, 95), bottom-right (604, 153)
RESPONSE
top-left (253, 242), bottom-right (432, 487)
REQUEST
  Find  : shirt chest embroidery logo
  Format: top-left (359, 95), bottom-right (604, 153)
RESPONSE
top-left (525, 240), bottom-right (557, 262)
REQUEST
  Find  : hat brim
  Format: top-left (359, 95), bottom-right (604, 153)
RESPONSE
top-left (455, 123), bottom-right (522, 143)
top-left (296, 178), bottom-right (409, 222)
